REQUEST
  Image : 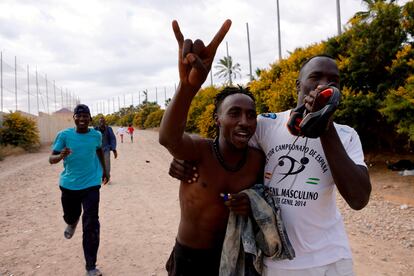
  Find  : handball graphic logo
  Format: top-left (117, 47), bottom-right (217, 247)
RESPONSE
top-left (277, 155), bottom-right (309, 183)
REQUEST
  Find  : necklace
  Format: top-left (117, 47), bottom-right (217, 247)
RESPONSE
top-left (212, 137), bottom-right (248, 172)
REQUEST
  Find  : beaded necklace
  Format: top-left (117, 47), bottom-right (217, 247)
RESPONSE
top-left (212, 137), bottom-right (248, 172)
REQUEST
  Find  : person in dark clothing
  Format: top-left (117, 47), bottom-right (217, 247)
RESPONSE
top-left (95, 117), bottom-right (117, 181)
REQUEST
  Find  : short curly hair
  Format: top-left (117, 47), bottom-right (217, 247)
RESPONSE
top-left (213, 86), bottom-right (255, 117)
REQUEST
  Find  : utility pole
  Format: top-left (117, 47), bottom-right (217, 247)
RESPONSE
top-left (45, 74), bottom-right (49, 114)
top-left (1, 51), bottom-right (3, 113)
top-left (27, 65), bottom-right (30, 114)
top-left (36, 69), bottom-right (39, 114)
top-left (226, 41), bottom-right (232, 86)
top-left (53, 80), bottom-right (56, 112)
top-left (14, 56), bottom-right (17, 111)
top-left (336, 0), bottom-right (342, 35)
top-left (164, 87), bottom-right (167, 107)
top-left (276, 0), bottom-right (282, 60)
top-left (60, 87), bottom-right (63, 109)
top-left (246, 22), bottom-right (253, 81)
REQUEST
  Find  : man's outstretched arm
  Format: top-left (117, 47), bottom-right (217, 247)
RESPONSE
top-left (159, 19), bottom-right (231, 160)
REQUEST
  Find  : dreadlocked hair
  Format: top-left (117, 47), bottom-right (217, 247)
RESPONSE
top-left (213, 86), bottom-right (255, 118)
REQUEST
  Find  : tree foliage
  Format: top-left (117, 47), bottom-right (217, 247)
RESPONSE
top-left (144, 109), bottom-right (164, 129)
top-left (214, 56), bottom-right (241, 86)
top-left (0, 112), bottom-right (40, 151)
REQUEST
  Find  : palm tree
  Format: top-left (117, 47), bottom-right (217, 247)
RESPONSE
top-left (214, 56), bottom-right (241, 86)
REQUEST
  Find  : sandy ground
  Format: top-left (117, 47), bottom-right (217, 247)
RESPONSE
top-left (0, 129), bottom-right (413, 276)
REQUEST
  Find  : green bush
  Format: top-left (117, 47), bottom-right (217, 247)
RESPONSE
top-left (144, 109), bottom-right (164, 128)
top-left (0, 112), bottom-right (40, 151)
top-left (134, 103), bottom-right (160, 129)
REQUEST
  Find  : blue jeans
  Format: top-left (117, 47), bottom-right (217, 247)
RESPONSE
top-left (60, 186), bottom-right (101, 271)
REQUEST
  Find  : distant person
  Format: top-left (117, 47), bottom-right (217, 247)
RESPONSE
top-left (116, 126), bottom-right (127, 143)
top-left (95, 117), bottom-right (117, 181)
top-left (49, 104), bottom-right (108, 276)
top-left (127, 124), bottom-right (135, 143)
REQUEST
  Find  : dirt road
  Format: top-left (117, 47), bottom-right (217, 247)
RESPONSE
top-left (0, 129), bottom-right (413, 275)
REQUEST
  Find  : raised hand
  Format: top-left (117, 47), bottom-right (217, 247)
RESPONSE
top-left (172, 19), bottom-right (232, 90)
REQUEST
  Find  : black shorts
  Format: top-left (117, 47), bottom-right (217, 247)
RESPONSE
top-left (166, 240), bottom-right (222, 276)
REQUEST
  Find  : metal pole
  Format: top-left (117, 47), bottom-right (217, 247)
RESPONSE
top-left (210, 70), bottom-right (213, 86)
top-left (27, 65), bottom-right (30, 114)
top-left (36, 69), bottom-right (39, 114)
top-left (118, 96), bottom-right (120, 110)
top-left (336, 0), bottom-right (342, 35)
top-left (246, 22), bottom-right (253, 81)
top-left (226, 41), bottom-right (232, 86)
top-left (66, 89), bottom-right (69, 108)
top-left (53, 80), bottom-right (56, 112)
top-left (60, 87), bottom-right (63, 109)
top-left (276, 0), bottom-right (282, 60)
top-left (45, 74), bottom-right (49, 114)
top-left (15, 56), bottom-right (17, 111)
top-left (164, 87), bottom-right (167, 107)
top-left (1, 51), bottom-right (3, 113)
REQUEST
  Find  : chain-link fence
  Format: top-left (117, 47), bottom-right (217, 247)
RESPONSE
top-left (0, 52), bottom-right (78, 115)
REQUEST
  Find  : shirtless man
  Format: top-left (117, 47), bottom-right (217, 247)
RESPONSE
top-left (158, 20), bottom-right (264, 276)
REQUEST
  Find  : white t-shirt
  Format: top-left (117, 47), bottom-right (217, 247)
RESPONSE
top-left (249, 110), bottom-right (366, 270)
top-left (116, 127), bottom-right (127, 135)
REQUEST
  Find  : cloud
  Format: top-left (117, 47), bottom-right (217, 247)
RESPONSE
top-left (0, 0), bottom-right (376, 114)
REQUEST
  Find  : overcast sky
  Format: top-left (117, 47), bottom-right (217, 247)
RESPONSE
top-left (0, 0), bottom-right (405, 115)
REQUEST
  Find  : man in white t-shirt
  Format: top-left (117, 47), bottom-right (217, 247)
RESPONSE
top-left (169, 55), bottom-right (371, 276)
top-left (252, 55), bottom-right (371, 275)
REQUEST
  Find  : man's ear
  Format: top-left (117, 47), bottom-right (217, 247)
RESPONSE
top-left (295, 79), bottom-right (301, 94)
top-left (214, 113), bottom-right (220, 127)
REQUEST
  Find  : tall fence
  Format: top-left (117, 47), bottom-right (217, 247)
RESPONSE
top-left (0, 110), bottom-right (74, 145)
top-left (0, 52), bottom-right (79, 116)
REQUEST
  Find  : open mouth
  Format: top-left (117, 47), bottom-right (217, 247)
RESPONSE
top-left (233, 131), bottom-right (251, 143)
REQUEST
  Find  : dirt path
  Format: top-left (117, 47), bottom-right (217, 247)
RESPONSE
top-left (0, 130), bottom-right (413, 275)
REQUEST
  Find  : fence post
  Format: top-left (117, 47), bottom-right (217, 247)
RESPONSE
top-left (1, 51), bottom-right (3, 113)
top-left (15, 56), bottom-right (17, 111)
top-left (27, 65), bottom-right (30, 114)
top-left (45, 74), bottom-right (49, 114)
top-left (53, 80), bottom-right (56, 112)
top-left (36, 69), bottom-right (39, 114)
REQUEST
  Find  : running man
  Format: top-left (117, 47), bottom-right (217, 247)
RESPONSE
top-left (49, 104), bottom-right (109, 276)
